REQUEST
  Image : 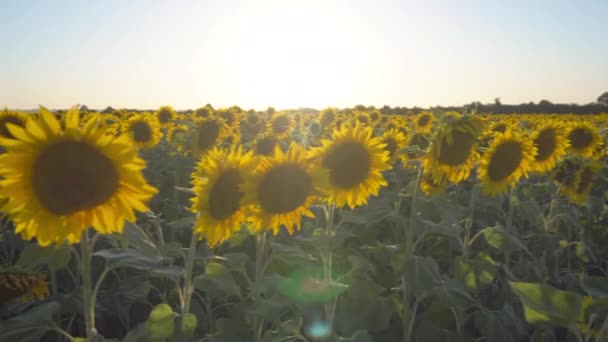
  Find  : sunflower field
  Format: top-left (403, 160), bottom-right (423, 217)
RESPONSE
top-left (1, 105), bottom-right (608, 342)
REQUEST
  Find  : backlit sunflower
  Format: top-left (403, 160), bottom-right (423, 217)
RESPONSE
top-left (554, 158), bottom-right (599, 205)
top-left (123, 113), bottom-right (162, 149)
top-left (0, 107), bottom-right (157, 246)
top-left (566, 122), bottom-right (602, 158)
top-left (242, 143), bottom-right (324, 235)
top-left (529, 121), bottom-right (568, 174)
top-left (310, 123), bottom-right (390, 208)
top-left (424, 116), bottom-right (482, 183)
top-left (190, 147), bottom-right (255, 246)
top-left (190, 118), bottom-right (229, 155)
top-left (155, 106), bottom-right (176, 126)
top-left (253, 134), bottom-right (279, 156)
top-left (319, 108), bottom-right (337, 128)
top-left (267, 113), bottom-right (296, 139)
top-left (194, 106), bottom-right (213, 120)
top-left (167, 124), bottom-right (189, 150)
top-left (478, 131), bottom-right (536, 196)
top-left (414, 112), bottom-right (435, 133)
top-left (218, 109), bottom-right (240, 130)
top-left (0, 110), bottom-right (29, 140)
top-left (355, 112), bottom-right (371, 125)
top-left (380, 128), bottom-right (407, 163)
top-left (369, 110), bottom-right (381, 123)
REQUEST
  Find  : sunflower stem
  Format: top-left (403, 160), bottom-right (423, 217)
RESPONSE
top-left (253, 231), bottom-right (268, 342)
top-left (463, 185), bottom-right (479, 259)
top-left (182, 231), bottom-right (198, 315)
top-left (80, 230), bottom-right (96, 340)
top-left (402, 164), bottom-right (422, 342)
top-left (505, 187), bottom-right (516, 268)
top-left (323, 204), bottom-right (337, 327)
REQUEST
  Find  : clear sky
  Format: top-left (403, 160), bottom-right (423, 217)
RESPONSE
top-left (1, 0), bottom-right (607, 110)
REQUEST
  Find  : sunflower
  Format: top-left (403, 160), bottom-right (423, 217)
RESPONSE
top-left (400, 133), bottom-right (431, 165)
top-left (155, 106), bottom-right (176, 126)
top-left (218, 109), bottom-right (240, 130)
top-left (355, 112), bottom-right (371, 125)
top-left (566, 122), bottom-right (602, 158)
top-left (554, 159), bottom-right (599, 205)
top-left (380, 128), bottom-right (407, 163)
top-left (369, 110), bottom-right (381, 123)
top-left (310, 123), bottom-right (390, 208)
top-left (194, 106), bottom-right (213, 120)
top-left (414, 112), bottom-right (435, 133)
top-left (0, 110), bottom-right (29, 140)
top-left (242, 143), bottom-right (324, 235)
top-left (190, 118), bottom-right (229, 155)
top-left (420, 170), bottom-right (449, 196)
top-left (0, 272), bottom-right (49, 303)
top-left (319, 108), bottom-right (337, 128)
top-left (246, 110), bottom-right (261, 126)
top-left (267, 113), bottom-right (296, 139)
top-left (424, 116), bottom-right (482, 183)
top-left (190, 147), bottom-right (255, 246)
top-left (0, 107), bottom-right (157, 246)
top-left (529, 121), bottom-right (568, 174)
top-left (253, 134), bottom-right (279, 156)
top-left (167, 124), bottom-right (189, 150)
top-left (123, 113), bottom-right (162, 149)
top-left (478, 131), bottom-right (536, 196)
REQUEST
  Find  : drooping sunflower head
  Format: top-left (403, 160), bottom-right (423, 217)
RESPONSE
top-left (123, 113), bottom-right (162, 149)
top-left (242, 143), bottom-right (324, 235)
top-left (0, 109), bottom-right (29, 140)
top-left (156, 106), bottom-right (176, 125)
top-left (0, 107), bottom-right (157, 246)
top-left (0, 272), bottom-right (50, 303)
top-left (190, 146), bottom-right (255, 246)
top-left (478, 131), bottom-right (536, 196)
top-left (267, 113), bottom-right (296, 139)
top-left (424, 116), bottom-right (482, 184)
top-left (566, 122), bottom-right (602, 158)
top-left (246, 110), bottom-right (261, 126)
top-left (380, 128), bottom-right (407, 163)
top-left (529, 120), bottom-right (569, 174)
top-left (310, 123), bottom-right (391, 208)
top-left (190, 118), bottom-right (229, 155)
top-left (414, 112), bottom-right (435, 133)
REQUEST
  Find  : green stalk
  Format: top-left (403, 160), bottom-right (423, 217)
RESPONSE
top-left (80, 230), bottom-right (96, 340)
top-left (182, 232), bottom-right (199, 315)
top-left (253, 231), bottom-right (268, 342)
top-left (323, 204), bottom-right (337, 326)
top-left (504, 187), bottom-right (515, 267)
top-left (402, 165), bottom-right (422, 342)
top-left (463, 186), bottom-right (479, 259)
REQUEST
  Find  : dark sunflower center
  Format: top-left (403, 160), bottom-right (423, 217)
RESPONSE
top-left (197, 121), bottom-right (220, 151)
top-left (568, 128), bottom-right (593, 149)
top-left (32, 141), bottom-right (119, 215)
top-left (534, 129), bottom-right (556, 161)
top-left (258, 164), bottom-right (312, 214)
top-left (576, 167), bottom-right (593, 194)
top-left (553, 160), bottom-right (578, 185)
top-left (221, 112), bottom-right (235, 125)
top-left (208, 169), bottom-right (243, 220)
top-left (358, 116), bottom-right (369, 124)
top-left (272, 116), bottom-right (291, 134)
top-left (487, 141), bottom-right (523, 181)
top-left (255, 137), bottom-right (276, 156)
top-left (130, 121), bottom-right (152, 142)
top-left (195, 108), bottom-right (210, 118)
top-left (492, 124), bottom-right (507, 133)
top-left (437, 129), bottom-right (475, 166)
top-left (417, 115), bottom-right (431, 127)
top-left (370, 112), bottom-right (379, 121)
top-left (383, 137), bottom-right (398, 158)
top-left (158, 110), bottom-right (172, 123)
top-left (321, 113), bottom-right (335, 126)
top-left (0, 116), bottom-right (25, 139)
top-left (323, 141), bottom-right (371, 188)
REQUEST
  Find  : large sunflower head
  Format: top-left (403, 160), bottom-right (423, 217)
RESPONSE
top-left (424, 116), bottom-right (483, 184)
top-left (123, 113), bottom-right (162, 149)
top-left (190, 146), bottom-right (255, 246)
top-left (478, 131), bottom-right (537, 196)
top-left (529, 120), bottom-right (569, 174)
top-left (155, 106), bottom-right (176, 125)
top-left (0, 107), bottom-right (157, 246)
top-left (267, 113), bottom-right (296, 139)
top-left (566, 122), bottom-right (602, 158)
top-left (310, 123), bottom-right (391, 208)
top-left (0, 109), bottom-right (29, 140)
top-left (242, 143), bottom-right (324, 235)
top-left (190, 118), bottom-right (230, 155)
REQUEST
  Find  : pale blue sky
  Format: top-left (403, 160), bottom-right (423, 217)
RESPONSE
top-left (1, 0), bottom-right (607, 110)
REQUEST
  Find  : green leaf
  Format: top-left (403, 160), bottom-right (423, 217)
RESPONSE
top-left (93, 248), bottom-right (181, 280)
top-left (16, 243), bottom-right (72, 270)
top-left (205, 262), bottom-right (228, 277)
top-left (180, 313), bottom-right (198, 336)
top-left (580, 274), bottom-right (608, 297)
top-left (122, 321), bottom-right (149, 342)
top-left (340, 210), bottom-right (368, 225)
top-left (509, 281), bottom-right (582, 327)
top-left (454, 256), bottom-right (497, 291)
top-left (483, 226), bottom-right (530, 254)
top-left (120, 222), bottom-right (160, 257)
top-left (575, 242), bottom-right (590, 262)
top-left (402, 256), bottom-right (443, 295)
top-left (147, 304), bottom-right (176, 339)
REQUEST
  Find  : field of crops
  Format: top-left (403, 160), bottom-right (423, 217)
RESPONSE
top-left (1, 106), bottom-right (607, 342)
